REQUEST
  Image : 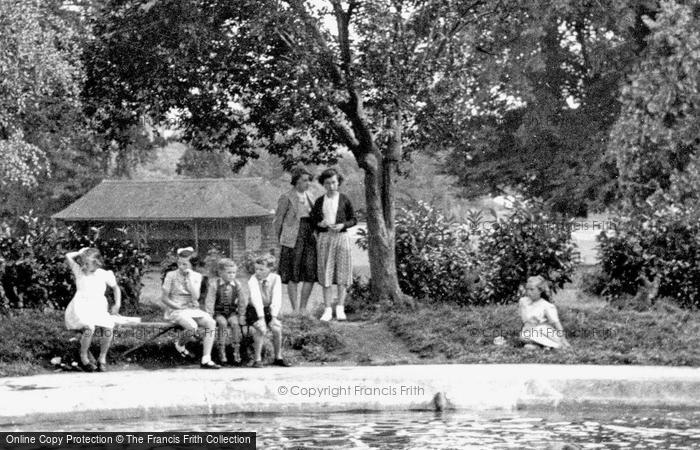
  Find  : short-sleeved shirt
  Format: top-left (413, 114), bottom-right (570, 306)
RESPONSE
top-left (162, 270), bottom-right (201, 313)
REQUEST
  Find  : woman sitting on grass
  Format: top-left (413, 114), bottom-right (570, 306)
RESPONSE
top-left (519, 276), bottom-right (571, 350)
top-left (64, 247), bottom-right (121, 372)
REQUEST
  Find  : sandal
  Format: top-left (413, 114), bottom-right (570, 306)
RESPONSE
top-left (175, 342), bottom-right (192, 358)
top-left (78, 361), bottom-right (97, 372)
top-left (96, 362), bottom-right (108, 372)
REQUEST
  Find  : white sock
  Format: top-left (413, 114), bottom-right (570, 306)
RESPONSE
top-left (201, 355), bottom-right (211, 364)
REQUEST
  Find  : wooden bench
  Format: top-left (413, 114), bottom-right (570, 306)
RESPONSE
top-left (115, 321), bottom-right (183, 357)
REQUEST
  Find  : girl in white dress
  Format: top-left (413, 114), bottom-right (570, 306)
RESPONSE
top-left (65, 248), bottom-right (121, 372)
top-left (519, 276), bottom-right (571, 349)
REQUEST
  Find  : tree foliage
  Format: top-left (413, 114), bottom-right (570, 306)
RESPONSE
top-left (87, 0), bottom-right (525, 301)
top-left (0, 0), bottom-right (107, 216)
top-left (610, 0), bottom-right (700, 209)
top-left (435, 0), bottom-right (659, 215)
top-left (0, 0), bottom-right (83, 189)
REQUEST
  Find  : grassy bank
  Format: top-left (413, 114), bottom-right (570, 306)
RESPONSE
top-left (3, 277), bottom-right (699, 377)
top-left (384, 294), bottom-right (700, 366)
top-left (0, 305), bottom-right (347, 377)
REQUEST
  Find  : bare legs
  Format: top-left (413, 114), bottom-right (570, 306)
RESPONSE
top-left (322, 284), bottom-right (347, 307)
top-left (252, 319), bottom-right (283, 362)
top-left (321, 284), bottom-right (348, 321)
top-left (288, 282), bottom-right (299, 311)
top-left (288, 281), bottom-right (315, 313)
top-left (79, 327), bottom-right (113, 365)
top-left (215, 315), bottom-right (242, 363)
top-left (299, 282), bottom-right (314, 310)
top-left (175, 315), bottom-right (217, 363)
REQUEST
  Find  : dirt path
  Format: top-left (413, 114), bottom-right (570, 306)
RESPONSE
top-left (316, 319), bottom-right (429, 366)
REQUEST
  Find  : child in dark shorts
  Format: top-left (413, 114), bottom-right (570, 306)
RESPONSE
top-left (205, 258), bottom-right (247, 365)
top-left (247, 253), bottom-right (291, 368)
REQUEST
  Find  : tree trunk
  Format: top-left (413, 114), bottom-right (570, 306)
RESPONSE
top-left (358, 151), bottom-right (403, 303)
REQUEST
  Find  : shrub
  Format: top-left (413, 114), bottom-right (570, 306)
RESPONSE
top-left (344, 276), bottom-right (377, 318)
top-left (0, 214), bottom-right (150, 310)
top-left (356, 198), bottom-right (576, 305)
top-left (578, 266), bottom-right (609, 296)
top-left (598, 205), bottom-right (700, 308)
top-left (358, 199), bottom-right (479, 304)
top-left (477, 200), bottom-right (578, 304)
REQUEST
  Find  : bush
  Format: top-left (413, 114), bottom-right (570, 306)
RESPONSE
top-left (598, 206), bottom-right (700, 308)
top-left (578, 266), bottom-right (609, 296)
top-left (358, 199), bottom-right (479, 304)
top-left (356, 199), bottom-right (576, 305)
top-left (344, 276), bottom-right (376, 319)
top-left (477, 200), bottom-right (578, 304)
top-left (0, 214), bottom-right (150, 310)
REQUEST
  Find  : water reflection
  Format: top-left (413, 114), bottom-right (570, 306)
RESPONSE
top-left (4, 407), bottom-right (699, 449)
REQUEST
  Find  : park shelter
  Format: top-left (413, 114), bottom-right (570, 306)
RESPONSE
top-left (52, 178), bottom-right (283, 262)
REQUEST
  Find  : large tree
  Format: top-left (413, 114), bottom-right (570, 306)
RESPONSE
top-left (86, 0), bottom-right (517, 302)
top-left (0, 0), bottom-right (124, 216)
top-left (0, 0), bottom-right (84, 193)
top-left (610, 0), bottom-right (700, 209)
top-left (432, 0), bottom-right (659, 215)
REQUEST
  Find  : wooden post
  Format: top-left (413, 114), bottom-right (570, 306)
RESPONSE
top-left (193, 221), bottom-right (199, 253)
top-left (228, 219), bottom-right (234, 258)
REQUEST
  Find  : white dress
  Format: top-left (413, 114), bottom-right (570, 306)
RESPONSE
top-left (519, 297), bottom-right (564, 349)
top-left (65, 268), bottom-right (117, 330)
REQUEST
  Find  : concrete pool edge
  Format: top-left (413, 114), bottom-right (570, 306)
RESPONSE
top-left (1, 364), bottom-right (698, 426)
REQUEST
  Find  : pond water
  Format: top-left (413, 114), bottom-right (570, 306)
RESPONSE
top-left (4, 407), bottom-right (699, 449)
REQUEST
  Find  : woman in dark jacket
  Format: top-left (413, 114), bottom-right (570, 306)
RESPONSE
top-left (310, 168), bottom-right (357, 321)
top-left (273, 166), bottom-right (317, 312)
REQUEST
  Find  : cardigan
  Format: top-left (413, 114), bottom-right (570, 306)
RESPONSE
top-left (273, 189), bottom-right (316, 248)
top-left (310, 192), bottom-right (357, 233)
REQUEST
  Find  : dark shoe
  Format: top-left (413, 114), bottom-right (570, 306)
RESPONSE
top-left (78, 361), bottom-right (97, 372)
top-left (175, 341), bottom-right (193, 358)
top-left (96, 362), bottom-right (108, 372)
top-left (251, 360), bottom-right (264, 368)
top-left (272, 358), bottom-right (292, 367)
top-left (200, 360), bottom-right (221, 369)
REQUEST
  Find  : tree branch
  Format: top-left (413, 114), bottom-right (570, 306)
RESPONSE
top-left (329, 0), bottom-right (354, 86)
top-left (284, 0), bottom-right (344, 87)
top-left (326, 105), bottom-right (360, 150)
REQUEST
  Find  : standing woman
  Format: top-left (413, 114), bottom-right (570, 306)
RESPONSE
top-left (274, 166), bottom-right (317, 312)
top-left (311, 168), bottom-right (357, 321)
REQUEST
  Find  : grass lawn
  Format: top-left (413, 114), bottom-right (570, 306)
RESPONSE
top-left (384, 289), bottom-right (700, 366)
top-left (2, 266), bottom-right (699, 376)
top-left (0, 304), bottom-right (348, 377)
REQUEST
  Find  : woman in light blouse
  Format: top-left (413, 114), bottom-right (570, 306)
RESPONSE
top-left (310, 168), bottom-right (357, 321)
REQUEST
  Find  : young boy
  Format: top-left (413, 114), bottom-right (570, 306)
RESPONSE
top-left (205, 258), bottom-right (247, 365)
top-left (247, 253), bottom-right (291, 368)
